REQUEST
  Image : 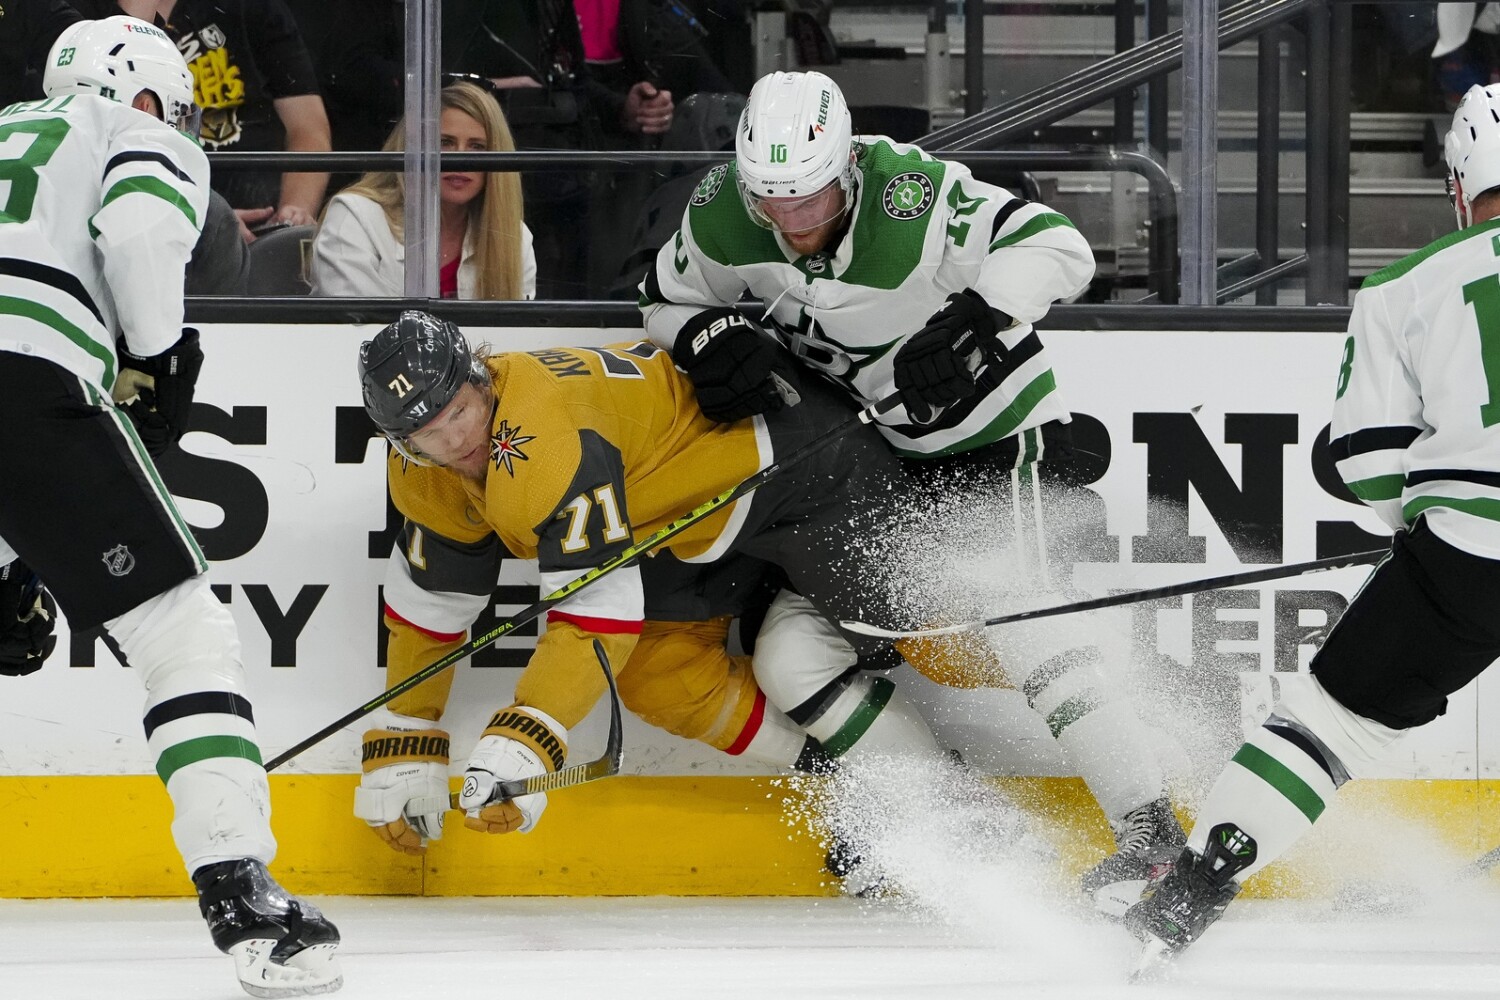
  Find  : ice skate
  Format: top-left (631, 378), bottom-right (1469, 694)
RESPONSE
top-left (1123, 823), bottom-right (1256, 980)
top-left (193, 858), bottom-right (344, 998)
top-left (824, 836), bottom-right (889, 898)
top-left (1080, 796), bottom-right (1186, 918)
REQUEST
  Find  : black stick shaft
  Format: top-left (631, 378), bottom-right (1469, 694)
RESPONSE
top-left (264, 395), bottom-right (898, 772)
top-left (976, 548), bottom-right (1389, 630)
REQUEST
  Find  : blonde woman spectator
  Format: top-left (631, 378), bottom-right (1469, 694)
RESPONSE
top-left (311, 81), bottom-right (536, 299)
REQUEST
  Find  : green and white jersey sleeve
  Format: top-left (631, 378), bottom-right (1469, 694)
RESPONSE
top-left (0, 94), bottom-right (207, 393)
top-left (640, 136), bottom-right (1094, 457)
top-left (1333, 217), bottom-right (1500, 557)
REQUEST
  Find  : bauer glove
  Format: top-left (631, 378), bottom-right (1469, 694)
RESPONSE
top-left (353, 713), bottom-right (452, 855)
top-left (672, 307), bottom-right (800, 423)
top-left (458, 706), bottom-right (568, 835)
top-left (0, 562), bottom-right (56, 676)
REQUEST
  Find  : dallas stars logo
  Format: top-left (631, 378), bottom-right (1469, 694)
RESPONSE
top-left (489, 420), bottom-right (535, 476)
top-left (882, 171), bottom-right (935, 220)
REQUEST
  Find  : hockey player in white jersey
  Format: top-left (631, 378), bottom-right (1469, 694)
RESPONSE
top-left (640, 70), bottom-right (1180, 901)
top-left (0, 17), bottom-right (341, 997)
top-left (1124, 82), bottom-right (1500, 970)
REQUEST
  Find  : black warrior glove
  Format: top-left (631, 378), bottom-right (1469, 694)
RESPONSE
top-left (672, 308), bottom-right (800, 423)
top-left (892, 289), bottom-right (1010, 415)
top-left (0, 562), bottom-right (57, 676)
top-left (115, 327), bottom-right (205, 457)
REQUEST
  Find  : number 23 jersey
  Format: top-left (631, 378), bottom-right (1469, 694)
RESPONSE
top-left (0, 94), bottom-right (208, 393)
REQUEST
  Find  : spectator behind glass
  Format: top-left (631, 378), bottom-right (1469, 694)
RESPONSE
top-left (310, 81), bottom-right (536, 301)
top-left (443, 0), bottom-right (625, 297)
top-left (88, 0), bottom-right (333, 241)
top-left (0, 0), bottom-right (84, 108)
top-left (577, 0), bottom-right (739, 141)
top-left (1435, 4), bottom-right (1500, 110)
top-left (284, 0), bottom-right (402, 193)
top-left (575, 0), bottom-right (741, 295)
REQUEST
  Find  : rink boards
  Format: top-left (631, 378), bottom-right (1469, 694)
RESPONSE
top-left (3, 323), bottom-right (1498, 897)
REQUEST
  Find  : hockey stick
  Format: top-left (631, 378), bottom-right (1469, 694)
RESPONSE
top-left (263, 393), bottom-right (901, 772)
top-left (1456, 842), bottom-right (1500, 879)
top-left (446, 639), bottom-right (623, 809)
top-left (841, 547), bottom-right (1390, 639)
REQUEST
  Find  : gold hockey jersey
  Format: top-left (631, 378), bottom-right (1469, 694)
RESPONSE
top-left (380, 341), bottom-right (770, 755)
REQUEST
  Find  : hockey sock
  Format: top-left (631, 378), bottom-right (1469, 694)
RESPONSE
top-left (794, 673), bottom-right (940, 760)
top-left (1019, 644), bottom-right (1166, 821)
top-left (110, 576), bottom-right (275, 873)
top-left (1186, 719), bottom-right (1344, 881)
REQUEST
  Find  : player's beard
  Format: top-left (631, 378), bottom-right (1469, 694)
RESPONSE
top-left (448, 441), bottom-right (489, 482)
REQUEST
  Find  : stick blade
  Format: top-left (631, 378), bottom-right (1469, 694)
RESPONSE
top-left (448, 638), bottom-right (624, 811)
top-left (840, 619), bottom-right (974, 639)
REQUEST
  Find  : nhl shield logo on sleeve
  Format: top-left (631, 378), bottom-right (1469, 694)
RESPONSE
top-left (101, 544), bottom-right (135, 577)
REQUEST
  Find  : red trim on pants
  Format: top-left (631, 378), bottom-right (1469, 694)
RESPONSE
top-left (724, 689), bottom-right (768, 756)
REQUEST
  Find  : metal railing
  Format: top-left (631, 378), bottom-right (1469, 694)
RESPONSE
top-left (205, 146), bottom-right (1179, 301)
top-left (910, 0), bottom-right (1365, 307)
top-left (182, 294), bottom-right (1352, 333)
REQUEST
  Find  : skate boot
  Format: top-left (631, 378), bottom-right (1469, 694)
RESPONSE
top-left (1123, 822), bottom-right (1257, 980)
top-left (1080, 796), bottom-right (1186, 917)
top-left (192, 858), bottom-right (344, 998)
top-left (824, 836), bottom-right (888, 898)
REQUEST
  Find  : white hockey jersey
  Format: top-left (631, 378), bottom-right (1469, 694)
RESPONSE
top-left (1333, 216), bottom-right (1500, 558)
top-left (639, 136), bottom-right (1095, 457)
top-left (0, 94), bottom-right (208, 394)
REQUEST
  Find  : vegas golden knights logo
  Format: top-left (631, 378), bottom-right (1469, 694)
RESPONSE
top-left (388, 373), bottom-right (415, 398)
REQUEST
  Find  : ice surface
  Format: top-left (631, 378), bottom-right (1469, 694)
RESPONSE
top-left (3, 891), bottom-right (1499, 1000)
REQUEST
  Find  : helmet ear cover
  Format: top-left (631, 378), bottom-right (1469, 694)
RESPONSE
top-left (358, 310), bottom-right (492, 464)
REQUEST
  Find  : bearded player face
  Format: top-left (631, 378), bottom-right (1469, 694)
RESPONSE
top-left (406, 382), bottom-right (493, 480)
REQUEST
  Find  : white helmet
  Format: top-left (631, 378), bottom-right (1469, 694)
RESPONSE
top-left (1444, 83), bottom-right (1500, 228)
top-left (44, 16), bottom-right (200, 137)
top-left (735, 70), bottom-right (855, 232)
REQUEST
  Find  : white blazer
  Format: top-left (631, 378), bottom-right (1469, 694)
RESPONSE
top-left (309, 191), bottom-right (537, 299)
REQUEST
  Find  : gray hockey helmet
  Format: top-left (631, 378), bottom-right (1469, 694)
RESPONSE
top-left (359, 310), bottom-right (491, 460)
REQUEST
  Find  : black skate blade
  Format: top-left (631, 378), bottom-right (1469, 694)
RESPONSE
top-left (1128, 937), bottom-right (1176, 984)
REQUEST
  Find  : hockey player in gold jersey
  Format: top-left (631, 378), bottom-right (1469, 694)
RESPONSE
top-left (356, 310), bottom-right (944, 849)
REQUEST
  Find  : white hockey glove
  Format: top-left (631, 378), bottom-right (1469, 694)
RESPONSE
top-left (458, 706), bottom-right (569, 835)
top-left (353, 712), bottom-right (451, 856)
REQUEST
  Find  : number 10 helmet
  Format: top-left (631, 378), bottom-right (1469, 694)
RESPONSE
top-left (735, 70), bottom-right (856, 232)
top-left (43, 16), bottom-right (201, 138)
top-left (1444, 83), bottom-right (1500, 229)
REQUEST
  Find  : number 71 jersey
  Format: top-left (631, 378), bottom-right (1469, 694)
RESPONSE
top-left (1333, 218), bottom-right (1500, 558)
top-left (0, 94), bottom-right (209, 393)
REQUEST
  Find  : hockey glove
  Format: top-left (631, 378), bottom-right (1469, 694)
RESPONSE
top-left (672, 308), bottom-right (800, 423)
top-left (115, 327), bottom-right (205, 457)
top-left (459, 706), bottom-right (569, 835)
top-left (0, 562), bottom-right (56, 676)
top-left (892, 289), bottom-right (1010, 415)
top-left (353, 714), bottom-right (452, 855)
